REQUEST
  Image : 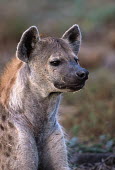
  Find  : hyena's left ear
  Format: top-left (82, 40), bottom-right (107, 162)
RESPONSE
top-left (16, 26), bottom-right (40, 63)
top-left (62, 24), bottom-right (81, 54)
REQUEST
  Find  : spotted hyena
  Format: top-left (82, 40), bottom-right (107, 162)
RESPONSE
top-left (0, 25), bottom-right (89, 170)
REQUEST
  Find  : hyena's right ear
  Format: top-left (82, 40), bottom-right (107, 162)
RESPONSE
top-left (16, 26), bottom-right (40, 63)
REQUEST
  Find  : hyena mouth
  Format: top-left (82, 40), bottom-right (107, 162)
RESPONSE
top-left (54, 82), bottom-right (85, 91)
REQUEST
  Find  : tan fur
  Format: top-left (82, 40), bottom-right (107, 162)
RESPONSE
top-left (0, 58), bottom-right (23, 106)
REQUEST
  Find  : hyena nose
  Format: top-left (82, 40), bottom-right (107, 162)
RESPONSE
top-left (76, 69), bottom-right (89, 80)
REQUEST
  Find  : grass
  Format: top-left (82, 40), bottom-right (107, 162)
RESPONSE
top-left (68, 135), bottom-right (115, 153)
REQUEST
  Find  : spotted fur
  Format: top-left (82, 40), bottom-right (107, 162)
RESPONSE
top-left (0, 25), bottom-right (88, 170)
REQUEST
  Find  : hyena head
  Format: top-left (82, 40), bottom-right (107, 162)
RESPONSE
top-left (16, 25), bottom-right (89, 94)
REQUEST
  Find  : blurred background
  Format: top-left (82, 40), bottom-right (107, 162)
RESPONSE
top-left (0, 0), bottom-right (115, 153)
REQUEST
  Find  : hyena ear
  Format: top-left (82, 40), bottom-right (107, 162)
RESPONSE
top-left (16, 26), bottom-right (40, 63)
top-left (62, 24), bottom-right (81, 54)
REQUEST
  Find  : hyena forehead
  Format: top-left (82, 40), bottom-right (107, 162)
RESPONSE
top-left (36, 37), bottom-right (75, 60)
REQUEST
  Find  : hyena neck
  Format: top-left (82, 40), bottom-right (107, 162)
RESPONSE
top-left (8, 64), bottom-right (61, 130)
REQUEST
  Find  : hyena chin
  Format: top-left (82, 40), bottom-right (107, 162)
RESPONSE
top-left (0, 24), bottom-right (88, 170)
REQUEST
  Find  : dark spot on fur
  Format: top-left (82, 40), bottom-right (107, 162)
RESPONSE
top-left (0, 124), bottom-right (4, 131)
top-left (4, 152), bottom-right (10, 157)
top-left (14, 156), bottom-right (17, 160)
top-left (8, 146), bottom-right (12, 152)
top-left (2, 165), bottom-right (4, 170)
top-left (0, 143), bottom-right (2, 150)
top-left (8, 135), bottom-right (13, 141)
top-left (8, 122), bottom-right (14, 128)
top-left (2, 115), bottom-right (6, 122)
top-left (3, 143), bottom-right (7, 149)
top-left (4, 126), bottom-right (7, 131)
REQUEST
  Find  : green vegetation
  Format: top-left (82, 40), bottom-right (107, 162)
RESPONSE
top-left (68, 135), bottom-right (115, 153)
top-left (0, 0), bottom-right (115, 40)
top-left (73, 0), bottom-right (115, 31)
top-left (62, 68), bottom-right (115, 140)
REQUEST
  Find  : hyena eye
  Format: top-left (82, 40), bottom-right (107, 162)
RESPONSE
top-left (50, 60), bottom-right (61, 66)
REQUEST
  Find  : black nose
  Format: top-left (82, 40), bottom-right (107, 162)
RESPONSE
top-left (76, 69), bottom-right (89, 80)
